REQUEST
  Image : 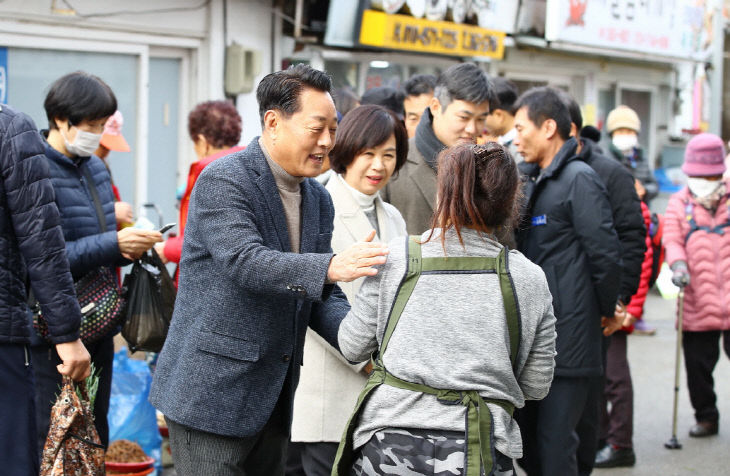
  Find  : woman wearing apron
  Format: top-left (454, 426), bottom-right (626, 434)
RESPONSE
top-left (335, 142), bottom-right (557, 476)
top-left (289, 104), bottom-right (408, 475)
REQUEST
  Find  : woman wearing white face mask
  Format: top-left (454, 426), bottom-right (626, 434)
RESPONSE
top-left (664, 132), bottom-right (730, 439)
top-left (606, 105), bottom-right (659, 204)
top-left (30, 72), bottom-right (162, 454)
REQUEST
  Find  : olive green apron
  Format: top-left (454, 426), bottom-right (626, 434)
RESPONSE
top-left (332, 235), bottom-right (521, 476)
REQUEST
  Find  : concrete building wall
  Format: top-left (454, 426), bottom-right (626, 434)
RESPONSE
top-left (225, 0), bottom-right (276, 144)
top-left (0, 0), bottom-right (277, 212)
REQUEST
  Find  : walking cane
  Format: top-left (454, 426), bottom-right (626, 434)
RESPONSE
top-left (665, 289), bottom-right (685, 450)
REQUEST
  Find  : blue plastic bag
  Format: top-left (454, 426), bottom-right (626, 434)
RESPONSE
top-left (108, 348), bottom-right (162, 474)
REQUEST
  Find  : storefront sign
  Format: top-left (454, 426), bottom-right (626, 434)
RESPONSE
top-left (359, 9), bottom-right (505, 59)
top-left (545, 0), bottom-right (708, 59)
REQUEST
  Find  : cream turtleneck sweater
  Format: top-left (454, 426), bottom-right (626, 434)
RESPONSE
top-left (336, 173), bottom-right (380, 235)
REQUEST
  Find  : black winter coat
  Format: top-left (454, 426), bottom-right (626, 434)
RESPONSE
top-left (0, 106), bottom-right (81, 345)
top-left (517, 138), bottom-right (622, 377)
top-left (42, 141), bottom-right (127, 280)
top-left (579, 139), bottom-right (646, 302)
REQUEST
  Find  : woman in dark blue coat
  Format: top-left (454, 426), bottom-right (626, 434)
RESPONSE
top-left (31, 72), bottom-right (162, 452)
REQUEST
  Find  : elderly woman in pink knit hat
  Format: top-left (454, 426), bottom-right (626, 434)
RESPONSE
top-left (664, 132), bottom-right (730, 438)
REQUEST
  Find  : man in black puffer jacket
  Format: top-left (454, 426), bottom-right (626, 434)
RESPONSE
top-left (561, 94), bottom-right (646, 474)
top-left (0, 105), bottom-right (90, 476)
top-left (513, 88), bottom-right (623, 476)
top-left (562, 95), bottom-right (646, 307)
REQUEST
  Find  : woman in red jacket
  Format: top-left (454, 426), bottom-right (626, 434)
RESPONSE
top-left (595, 200), bottom-right (653, 468)
top-left (154, 101), bottom-right (243, 279)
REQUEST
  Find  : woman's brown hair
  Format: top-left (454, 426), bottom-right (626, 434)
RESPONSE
top-left (426, 142), bottom-right (520, 249)
top-left (329, 104), bottom-right (408, 174)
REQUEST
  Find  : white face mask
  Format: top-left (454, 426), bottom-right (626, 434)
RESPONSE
top-left (62, 126), bottom-right (102, 157)
top-left (687, 177), bottom-right (722, 198)
top-left (612, 134), bottom-right (638, 153)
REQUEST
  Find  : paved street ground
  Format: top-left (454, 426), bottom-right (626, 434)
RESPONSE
top-left (590, 290), bottom-right (730, 476)
top-left (163, 290), bottom-right (729, 476)
top-left (515, 289), bottom-right (730, 476)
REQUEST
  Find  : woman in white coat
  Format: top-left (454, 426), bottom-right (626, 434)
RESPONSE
top-left (288, 105), bottom-right (409, 475)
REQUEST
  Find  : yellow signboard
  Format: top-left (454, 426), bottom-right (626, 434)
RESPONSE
top-left (359, 9), bottom-right (505, 59)
top-left (582, 103), bottom-right (597, 127)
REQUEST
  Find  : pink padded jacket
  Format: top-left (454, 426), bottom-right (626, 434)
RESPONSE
top-left (664, 183), bottom-right (730, 332)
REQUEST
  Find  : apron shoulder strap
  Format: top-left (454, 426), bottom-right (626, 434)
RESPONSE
top-left (498, 246), bottom-right (521, 371)
top-left (380, 235), bottom-right (422, 355)
top-left (381, 238), bottom-right (522, 372)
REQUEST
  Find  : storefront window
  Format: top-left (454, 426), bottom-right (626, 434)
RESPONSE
top-left (598, 87), bottom-right (616, 131)
top-left (324, 60), bottom-right (359, 89)
top-left (407, 65), bottom-right (444, 79)
top-left (365, 61), bottom-right (403, 90)
top-left (620, 89), bottom-right (652, 156)
top-left (147, 57), bottom-right (181, 230)
top-left (7, 47), bottom-right (138, 205)
top-left (511, 79), bottom-right (549, 95)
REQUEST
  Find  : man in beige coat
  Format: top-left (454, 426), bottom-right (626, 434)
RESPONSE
top-left (383, 63), bottom-right (495, 234)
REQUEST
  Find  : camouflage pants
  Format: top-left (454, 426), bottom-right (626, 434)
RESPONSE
top-left (351, 428), bottom-right (514, 476)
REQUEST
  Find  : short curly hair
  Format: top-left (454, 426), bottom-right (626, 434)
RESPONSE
top-left (188, 101), bottom-right (242, 148)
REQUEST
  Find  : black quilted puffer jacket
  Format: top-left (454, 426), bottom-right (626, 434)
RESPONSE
top-left (0, 105), bottom-right (81, 344)
top-left (516, 137), bottom-right (622, 378)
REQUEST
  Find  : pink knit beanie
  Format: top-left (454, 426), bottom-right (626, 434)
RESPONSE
top-left (682, 133), bottom-right (726, 177)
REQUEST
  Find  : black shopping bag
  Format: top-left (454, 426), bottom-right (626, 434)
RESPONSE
top-left (121, 248), bottom-right (176, 353)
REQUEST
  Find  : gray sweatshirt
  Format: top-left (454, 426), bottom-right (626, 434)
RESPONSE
top-left (338, 228), bottom-right (556, 458)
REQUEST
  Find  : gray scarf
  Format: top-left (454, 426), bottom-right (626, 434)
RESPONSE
top-left (415, 109), bottom-right (446, 172)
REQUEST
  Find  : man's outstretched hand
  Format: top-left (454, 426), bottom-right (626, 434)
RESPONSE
top-left (327, 230), bottom-right (389, 283)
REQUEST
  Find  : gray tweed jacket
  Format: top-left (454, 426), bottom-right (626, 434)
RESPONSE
top-left (149, 137), bottom-right (350, 437)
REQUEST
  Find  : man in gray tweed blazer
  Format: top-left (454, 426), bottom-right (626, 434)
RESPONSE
top-left (149, 65), bottom-right (389, 476)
